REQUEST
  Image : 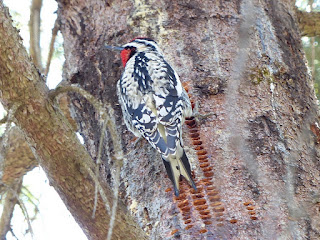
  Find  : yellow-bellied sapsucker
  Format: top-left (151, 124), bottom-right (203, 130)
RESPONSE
top-left (106, 38), bottom-right (197, 196)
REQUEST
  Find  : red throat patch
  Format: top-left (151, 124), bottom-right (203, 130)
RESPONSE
top-left (120, 49), bottom-right (132, 67)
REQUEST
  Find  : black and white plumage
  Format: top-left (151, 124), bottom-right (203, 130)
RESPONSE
top-left (107, 38), bottom-right (196, 196)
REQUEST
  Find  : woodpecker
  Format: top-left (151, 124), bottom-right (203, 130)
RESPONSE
top-left (106, 38), bottom-right (197, 196)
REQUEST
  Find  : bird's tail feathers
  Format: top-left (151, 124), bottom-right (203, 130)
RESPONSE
top-left (162, 150), bottom-right (197, 196)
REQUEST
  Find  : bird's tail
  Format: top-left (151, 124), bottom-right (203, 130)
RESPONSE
top-left (162, 150), bottom-right (197, 196)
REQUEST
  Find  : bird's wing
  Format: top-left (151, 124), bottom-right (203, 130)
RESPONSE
top-left (118, 52), bottom-right (189, 156)
top-left (149, 56), bottom-right (186, 155)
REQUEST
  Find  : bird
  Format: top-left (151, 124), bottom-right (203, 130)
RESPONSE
top-left (105, 37), bottom-right (197, 196)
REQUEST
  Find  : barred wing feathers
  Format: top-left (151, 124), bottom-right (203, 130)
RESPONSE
top-left (117, 51), bottom-right (195, 195)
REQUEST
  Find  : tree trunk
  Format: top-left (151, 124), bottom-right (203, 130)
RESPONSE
top-left (0, 3), bottom-right (146, 240)
top-left (1, 0), bottom-right (319, 239)
top-left (58, 0), bottom-right (320, 238)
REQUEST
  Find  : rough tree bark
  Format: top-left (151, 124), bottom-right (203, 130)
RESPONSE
top-left (58, 0), bottom-right (320, 239)
top-left (0, 3), bottom-right (146, 240)
top-left (1, 0), bottom-right (320, 239)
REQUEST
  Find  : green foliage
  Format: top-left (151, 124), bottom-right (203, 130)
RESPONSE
top-left (302, 37), bottom-right (320, 98)
top-left (20, 186), bottom-right (40, 222)
top-left (296, 0), bottom-right (320, 99)
top-left (52, 32), bottom-right (64, 60)
top-left (296, 0), bottom-right (320, 11)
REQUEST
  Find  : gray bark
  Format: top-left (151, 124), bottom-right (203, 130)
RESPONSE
top-left (59, 0), bottom-right (320, 238)
top-left (1, 0), bottom-right (319, 239)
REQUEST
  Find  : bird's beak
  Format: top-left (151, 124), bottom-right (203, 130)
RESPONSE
top-left (104, 44), bottom-right (124, 51)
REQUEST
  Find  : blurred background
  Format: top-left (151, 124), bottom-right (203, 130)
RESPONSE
top-left (0, 0), bottom-right (319, 239)
top-left (296, 0), bottom-right (320, 98)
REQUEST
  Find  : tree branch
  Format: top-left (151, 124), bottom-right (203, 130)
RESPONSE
top-left (0, 179), bottom-right (22, 239)
top-left (1, 127), bottom-right (38, 189)
top-left (44, 16), bottom-right (60, 78)
top-left (92, 116), bottom-right (108, 218)
top-left (49, 84), bottom-right (125, 225)
top-left (296, 8), bottom-right (320, 37)
top-left (0, 4), bottom-right (146, 240)
top-left (29, 0), bottom-right (43, 71)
